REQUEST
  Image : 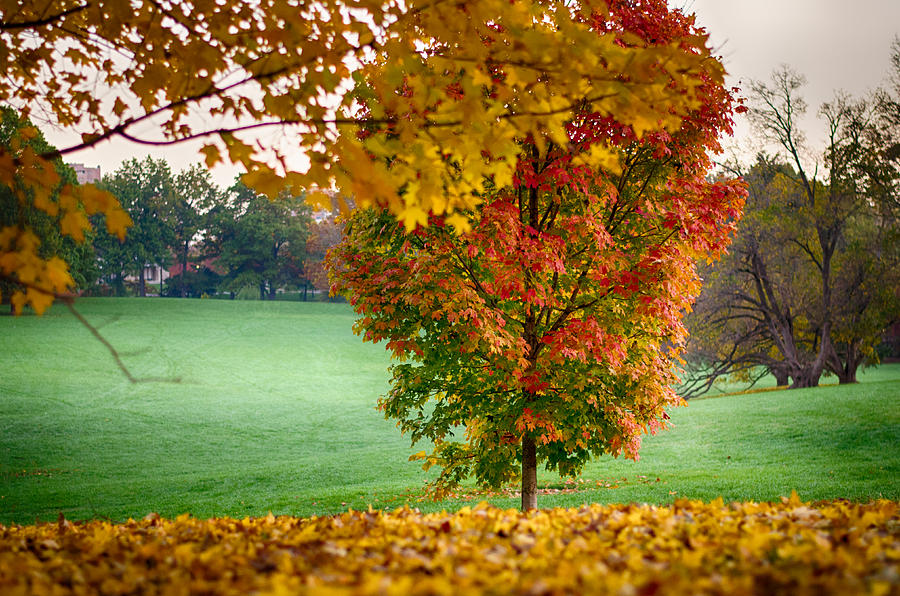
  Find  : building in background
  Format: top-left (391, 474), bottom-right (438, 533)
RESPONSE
top-left (69, 163), bottom-right (101, 184)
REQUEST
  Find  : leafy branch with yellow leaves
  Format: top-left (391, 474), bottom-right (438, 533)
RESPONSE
top-left (1, 0), bottom-right (724, 313)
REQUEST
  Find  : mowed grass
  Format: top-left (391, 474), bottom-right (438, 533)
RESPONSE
top-left (1, 298), bottom-right (898, 524)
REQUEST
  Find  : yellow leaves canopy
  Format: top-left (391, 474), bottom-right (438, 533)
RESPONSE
top-left (0, 498), bottom-right (897, 594)
top-left (0, 0), bottom-right (722, 311)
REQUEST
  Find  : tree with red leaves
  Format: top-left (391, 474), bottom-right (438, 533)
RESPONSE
top-left (329, 0), bottom-right (746, 510)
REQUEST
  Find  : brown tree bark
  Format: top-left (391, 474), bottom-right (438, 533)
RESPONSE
top-left (180, 243), bottom-right (188, 298)
top-left (771, 364), bottom-right (791, 387)
top-left (521, 435), bottom-right (537, 511)
top-left (826, 340), bottom-right (862, 384)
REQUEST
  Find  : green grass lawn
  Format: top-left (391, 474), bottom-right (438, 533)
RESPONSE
top-left (1, 298), bottom-right (898, 524)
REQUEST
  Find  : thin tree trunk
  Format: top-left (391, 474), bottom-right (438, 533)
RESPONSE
top-left (519, 178), bottom-right (541, 512)
top-left (835, 342), bottom-right (861, 384)
top-left (521, 435), bottom-right (537, 511)
top-left (838, 370), bottom-right (858, 384)
top-left (841, 345), bottom-right (861, 383)
top-left (139, 267), bottom-right (146, 297)
top-left (180, 244), bottom-right (188, 298)
top-left (113, 273), bottom-right (125, 297)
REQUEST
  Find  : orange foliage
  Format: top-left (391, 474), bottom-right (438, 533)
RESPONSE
top-left (1, 496), bottom-right (898, 595)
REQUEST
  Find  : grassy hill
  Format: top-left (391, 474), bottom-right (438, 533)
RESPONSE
top-left (1, 298), bottom-right (897, 523)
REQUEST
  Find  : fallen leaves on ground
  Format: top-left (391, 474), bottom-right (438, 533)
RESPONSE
top-left (1, 494), bottom-right (898, 595)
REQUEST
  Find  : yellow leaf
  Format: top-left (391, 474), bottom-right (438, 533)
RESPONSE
top-left (81, 132), bottom-right (100, 145)
top-left (305, 189), bottom-right (334, 212)
top-left (59, 209), bottom-right (88, 242)
top-left (222, 134), bottom-right (255, 165)
top-left (241, 169), bottom-right (284, 200)
top-left (32, 186), bottom-right (58, 216)
top-left (112, 97), bottom-right (128, 118)
top-left (470, 68), bottom-right (494, 88)
top-left (45, 257), bottom-right (73, 292)
top-left (75, 185), bottom-right (115, 215)
top-left (105, 208), bottom-right (133, 241)
top-left (200, 144), bottom-right (221, 169)
top-left (19, 126), bottom-right (38, 140)
top-left (399, 205), bottom-right (428, 233)
top-left (10, 290), bottom-right (26, 315)
top-left (26, 287), bottom-right (54, 315)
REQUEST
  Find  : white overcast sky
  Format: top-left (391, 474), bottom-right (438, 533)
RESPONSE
top-left (49, 1), bottom-right (900, 185)
top-left (686, 0), bottom-right (900, 161)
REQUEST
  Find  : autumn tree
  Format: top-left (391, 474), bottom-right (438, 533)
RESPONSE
top-left (1, 0), bottom-right (724, 313)
top-left (0, 108), bottom-right (99, 311)
top-left (330, 1), bottom-right (745, 510)
top-left (867, 38), bottom-right (900, 218)
top-left (303, 213), bottom-right (345, 300)
top-left (684, 65), bottom-right (900, 393)
top-left (683, 156), bottom-right (820, 394)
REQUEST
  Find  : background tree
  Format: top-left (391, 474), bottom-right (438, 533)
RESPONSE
top-left (866, 38), bottom-right (900, 219)
top-left (0, 108), bottom-right (99, 311)
top-left (216, 182), bottom-right (311, 300)
top-left (94, 158), bottom-right (175, 297)
top-left (303, 213), bottom-right (344, 301)
top-left (169, 165), bottom-right (221, 298)
top-left (683, 64), bottom-right (900, 394)
top-left (1, 0), bottom-right (725, 312)
top-left (330, 0), bottom-right (745, 510)
top-left (683, 156), bottom-right (821, 393)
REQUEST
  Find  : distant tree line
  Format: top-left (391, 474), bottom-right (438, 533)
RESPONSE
top-left (0, 109), bottom-right (343, 307)
top-left (88, 156), bottom-right (343, 301)
top-left (682, 45), bottom-right (900, 394)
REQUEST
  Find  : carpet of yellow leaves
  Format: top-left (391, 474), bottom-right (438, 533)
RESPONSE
top-left (1, 495), bottom-right (898, 595)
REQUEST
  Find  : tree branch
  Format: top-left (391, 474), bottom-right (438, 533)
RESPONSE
top-left (0, 4), bottom-right (88, 31)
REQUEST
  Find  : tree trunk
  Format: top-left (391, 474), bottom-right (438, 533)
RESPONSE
top-left (521, 435), bottom-right (537, 511)
top-left (113, 273), bottom-right (125, 297)
top-left (837, 370), bottom-right (858, 384)
top-left (520, 182), bottom-right (541, 512)
top-left (790, 366), bottom-right (821, 388)
top-left (180, 245), bottom-right (188, 298)
top-left (827, 340), bottom-right (861, 384)
top-left (302, 281), bottom-right (308, 302)
top-left (259, 283), bottom-right (267, 300)
top-left (139, 267), bottom-right (146, 297)
top-left (771, 364), bottom-right (790, 387)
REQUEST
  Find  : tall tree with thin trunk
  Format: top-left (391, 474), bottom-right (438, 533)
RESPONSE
top-left (329, 0), bottom-right (745, 509)
top-left (171, 165), bottom-right (220, 298)
top-left (95, 158), bottom-right (174, 297)
top-left (216, 182), bottom-right (311, 300)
